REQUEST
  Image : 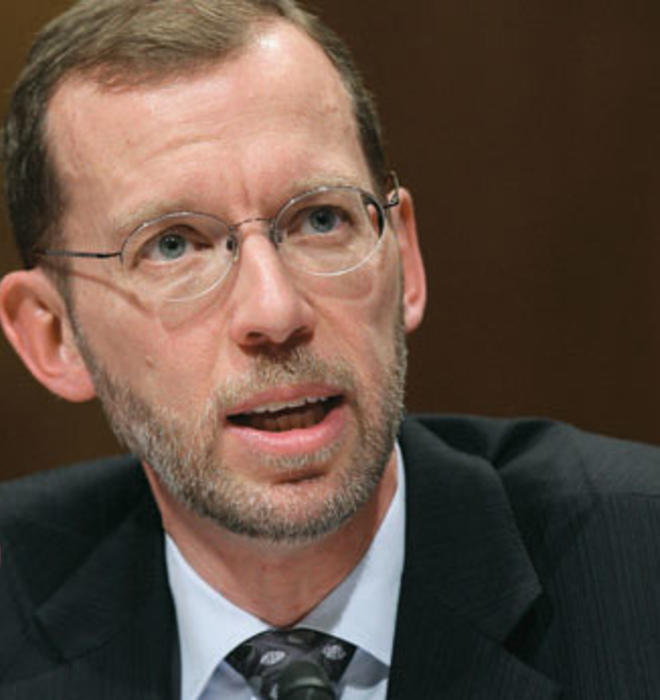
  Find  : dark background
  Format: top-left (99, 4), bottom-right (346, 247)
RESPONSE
top-left (1, 0), bottom-right (659, 480)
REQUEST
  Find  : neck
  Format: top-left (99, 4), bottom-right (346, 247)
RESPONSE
top-left (144, 455), bottom-right (398, 627)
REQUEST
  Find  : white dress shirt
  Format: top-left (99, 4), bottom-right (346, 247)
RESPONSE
top-left (166, 444), bottom-right (406, 700)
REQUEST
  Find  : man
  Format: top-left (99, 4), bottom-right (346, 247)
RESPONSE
top-left (1, 1), bottom-right (659, 698)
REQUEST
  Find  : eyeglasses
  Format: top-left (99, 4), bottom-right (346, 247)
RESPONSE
top-left (35, 174), bottom-right (400, 303)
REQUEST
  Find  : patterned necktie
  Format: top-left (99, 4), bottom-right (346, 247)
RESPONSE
top-left (226, 627), bottom-right (356, 700)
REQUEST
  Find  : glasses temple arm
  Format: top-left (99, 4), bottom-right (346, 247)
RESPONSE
top-left (33, 249), bottom-right (121, 260)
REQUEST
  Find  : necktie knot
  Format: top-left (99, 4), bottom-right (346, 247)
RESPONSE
top-left (226, 628), bottom-right (355, 699)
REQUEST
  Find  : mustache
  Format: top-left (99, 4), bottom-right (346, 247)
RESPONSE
top-left (209, 346), bottom-right (358, 415)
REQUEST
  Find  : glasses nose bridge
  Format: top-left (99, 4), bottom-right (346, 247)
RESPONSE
top-left (228, 215), bottom-right (280, 246)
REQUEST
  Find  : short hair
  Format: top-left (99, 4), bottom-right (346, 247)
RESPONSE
top-left (3, 0), bottom-right (385, 268)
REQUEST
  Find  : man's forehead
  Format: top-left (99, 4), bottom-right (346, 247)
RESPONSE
top-left (45, 21), bottom-right (356, 163)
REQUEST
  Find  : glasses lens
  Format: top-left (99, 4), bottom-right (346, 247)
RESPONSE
top-left (275, 187), bottom-right (385, 275)
top-left (122, 212), bottom-right (236, 301)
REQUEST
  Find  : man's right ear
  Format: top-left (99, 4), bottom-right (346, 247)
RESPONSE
top-left (0, 268), bottom-right (96, 402)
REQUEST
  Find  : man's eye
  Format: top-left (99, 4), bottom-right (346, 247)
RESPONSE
top-left (300, 206), bottom-right (346, 235)
top-left (140, 227), bottom-right (208, 262)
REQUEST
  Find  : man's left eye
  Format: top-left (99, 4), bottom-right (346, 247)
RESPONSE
top-left (301, 206), bottom-right (344, 235)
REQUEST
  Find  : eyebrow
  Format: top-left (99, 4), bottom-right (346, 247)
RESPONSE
top-left (288, 172), bottom-right (359, 192)
top-left (109, 199), bottom-right (196, 240)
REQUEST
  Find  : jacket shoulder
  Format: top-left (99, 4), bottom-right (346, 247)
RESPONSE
top-left (404, 413), bottom-right (660, 498)
top-left (0, 455), bottom-right (146, 534)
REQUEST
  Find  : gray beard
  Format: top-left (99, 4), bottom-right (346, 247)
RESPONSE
top-left (73, 317), bottom-right (407, 544)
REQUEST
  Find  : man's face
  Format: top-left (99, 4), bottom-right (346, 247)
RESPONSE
top-left (45, 21), bottom-right (422, 541)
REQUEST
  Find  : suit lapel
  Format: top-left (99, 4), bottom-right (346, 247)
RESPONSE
top-left (388, 419), bottom-right (560, 699)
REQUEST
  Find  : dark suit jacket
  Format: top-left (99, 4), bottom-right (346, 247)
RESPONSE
top-left (2, 415), bottom-right (660, 698)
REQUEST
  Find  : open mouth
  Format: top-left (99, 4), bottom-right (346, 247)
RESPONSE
top-left (227, 395), bottom-right (343, 432)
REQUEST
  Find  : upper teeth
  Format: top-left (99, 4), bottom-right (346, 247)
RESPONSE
top-left (247, 396), bottom-right (328, 415)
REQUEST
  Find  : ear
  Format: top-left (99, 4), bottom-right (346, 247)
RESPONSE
top-left (0, 268), bottom-right (96, 402)
top-left (390, 186), bottom-right (427, 333)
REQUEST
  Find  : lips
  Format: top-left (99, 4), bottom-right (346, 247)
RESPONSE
top-left (227, 395), bottom-right (343, 432)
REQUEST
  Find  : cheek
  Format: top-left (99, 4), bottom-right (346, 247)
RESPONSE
top-left (136, 326), bottom-right (228, 407)
top-left (73, 289), bottom-right (219, 405)
top-left (316, 265), bottom-right (402, 374)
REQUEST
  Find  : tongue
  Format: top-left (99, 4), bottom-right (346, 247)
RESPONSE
top-left (235, 402), bottom-right (328, 432)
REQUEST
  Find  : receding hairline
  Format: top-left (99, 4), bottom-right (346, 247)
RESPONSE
top-left (57, 13), bottom-right (286, 92)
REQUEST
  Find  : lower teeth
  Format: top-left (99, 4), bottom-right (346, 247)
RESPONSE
top-left (258, 402), bottom-right (325, 432)
top-left (232, 399), bottom-right (336, 431)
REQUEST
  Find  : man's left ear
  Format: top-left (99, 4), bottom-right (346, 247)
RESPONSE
top-left (390, 187), bottom-right (427, 332)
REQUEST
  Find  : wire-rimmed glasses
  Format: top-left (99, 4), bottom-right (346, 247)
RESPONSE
top-left (35, 173), bottom-right (400, 303)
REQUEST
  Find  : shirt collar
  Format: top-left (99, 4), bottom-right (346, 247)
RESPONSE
top-left (166, 444), bottom-right (406, 700)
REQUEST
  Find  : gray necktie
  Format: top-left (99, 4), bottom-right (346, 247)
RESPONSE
top-left (226, 627), bottom-right (356, 699)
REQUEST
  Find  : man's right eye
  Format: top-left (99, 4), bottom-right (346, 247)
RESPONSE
top-left (139, 227), bottom-right (209, 263)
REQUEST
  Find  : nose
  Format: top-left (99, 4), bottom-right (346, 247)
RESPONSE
top-left (227, 229), bottom-right (316, 349)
